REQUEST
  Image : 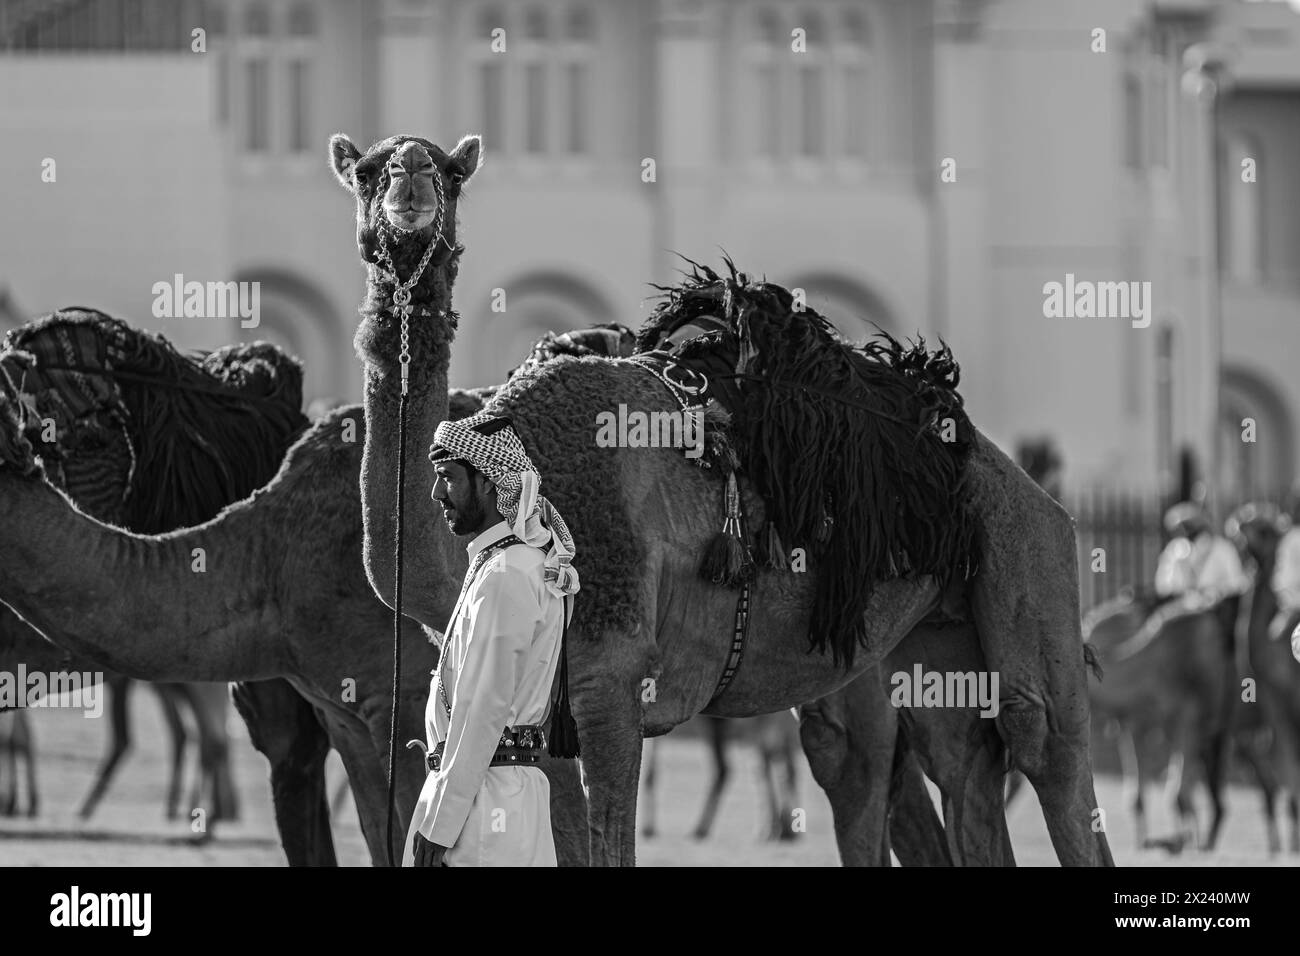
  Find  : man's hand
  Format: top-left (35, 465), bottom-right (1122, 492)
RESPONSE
top-left (413, 833), bottom-right (448, 867)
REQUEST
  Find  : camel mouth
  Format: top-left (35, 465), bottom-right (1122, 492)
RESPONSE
top-left (383, 206), bottom-right (438, 232)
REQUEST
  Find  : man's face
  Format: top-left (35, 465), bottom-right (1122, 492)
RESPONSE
top-left (432, 460), bottom-right (491, 535)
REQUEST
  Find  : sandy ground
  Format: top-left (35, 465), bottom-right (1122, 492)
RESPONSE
top-left (1, 699), bottom-right (1297, 867)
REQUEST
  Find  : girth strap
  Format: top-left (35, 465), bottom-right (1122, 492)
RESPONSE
top-left (708, 582), bottom-right (752, 706)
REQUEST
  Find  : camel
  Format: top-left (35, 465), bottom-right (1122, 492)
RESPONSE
top-left (0, 313), bottom-right (334, 851)
top-left (1231, 503), bottom-right (1300, 853)
top-left (0, 615), bottom-right (235, 822)
top-left (0, 309), bottom-right (989, 866)
top-left (1083, 593), bottom-right (1233, 850)
top-left (332, 130), bottom-right (1109, 866)
top-left (0, 708), bottom-right (36, 817)
top-left (640, 712), bottom-right (801, 842)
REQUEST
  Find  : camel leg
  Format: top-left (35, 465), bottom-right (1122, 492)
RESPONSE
top-left (770, 713), bottom-right (800, 840)
top-left (1117, 726), bottom-right (1145, 849)
top-left (888, 735), bottom-right (952, 866)
top-left (1167, 746), bottom-right (1197, 848)
top-left (1197, 725), bottom-right (1228, 851)
top-left (1239, 738), bottom-right (1281, 854)
top-left (540, 754), bottom-right (590, 866)
top-left (692, 717), bottom-right (729, 840)
top-left (79, 674), bottom-right (133, 820)
top-left (888, 621), bottom-right (1014, 865)
top-left (639, 737), bottom-right (658, 839)
top-left (1289, 794), bottom-right (1299, 854)
top-left (758, 729), bottom-right (782, 840)
top-left (153, 685), bottom-right (188, 820)
top-left (1260, 692), bottom-right (1300, 853)
top-left (569, 650), bottom-right (643, 867)
top-left (231, 679), bottom-right (337, 867)
top-left (967, 443), bottom-right (1112, 866)
top-left (186, 683), bottom-right (237, 823)
top-left (0, 714), bottom-right (16, 816)
top-left (18, 712), bottom-right (36, 817)
top-left (799, 667), bottom-right (896, 866)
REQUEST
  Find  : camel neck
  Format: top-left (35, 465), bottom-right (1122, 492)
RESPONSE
top-left (0, 473), bottom-right (289, 682)
top-left (355, 257), bottom-right (467, 628)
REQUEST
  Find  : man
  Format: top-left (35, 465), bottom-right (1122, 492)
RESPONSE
top-left (403, 412), bottom-right (580, 867)
top-left (1270, 496), bottom-right (1300, 642)
top-left (1154, 501), bottom-right (1250, 606)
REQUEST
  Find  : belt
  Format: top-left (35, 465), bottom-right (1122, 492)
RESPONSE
top-left (413, 725), bottom-right (548, 773)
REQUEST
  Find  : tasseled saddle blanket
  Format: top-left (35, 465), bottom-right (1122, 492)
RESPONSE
top-left (634, 258), bottom-right (980, 668)
top-left (0, 307), bottom-right (307, 532)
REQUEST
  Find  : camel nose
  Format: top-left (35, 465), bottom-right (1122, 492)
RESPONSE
top-left (391, 141), bottom-right (434, 179)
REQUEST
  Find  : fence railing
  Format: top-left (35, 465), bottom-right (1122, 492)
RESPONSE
top-left (1062, 488), bottom-right (1287, 613)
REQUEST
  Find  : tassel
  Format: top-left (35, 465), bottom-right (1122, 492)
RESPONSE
top-left (699, 471), bottom-right (754, 588)
top-left (547, 619), bottom-right (581, 759)
top-left (759, 521), bottom-right (788, 570)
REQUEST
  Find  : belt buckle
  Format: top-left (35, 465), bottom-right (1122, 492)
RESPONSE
top-left (426, 751), bottom-right (441, 772)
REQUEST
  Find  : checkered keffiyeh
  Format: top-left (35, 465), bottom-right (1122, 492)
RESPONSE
top-left (429, 412), bottom-right (580, 600)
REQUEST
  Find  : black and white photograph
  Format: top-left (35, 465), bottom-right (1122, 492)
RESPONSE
top-left (0, 0), bottom-right (1295, 915)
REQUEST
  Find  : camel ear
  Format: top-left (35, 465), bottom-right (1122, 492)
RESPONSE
top-left (329, 133), bottom-right (362, 189)
top-left (449, 133), bottom-right (483, 182)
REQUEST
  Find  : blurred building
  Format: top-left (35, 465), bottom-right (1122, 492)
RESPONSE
top-left (1, 0), bottom-right (1298, 499)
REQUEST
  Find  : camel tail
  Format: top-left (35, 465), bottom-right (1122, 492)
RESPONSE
top-left (1082, 643), bottom-right (1103, 682)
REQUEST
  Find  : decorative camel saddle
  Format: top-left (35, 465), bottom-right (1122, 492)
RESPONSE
top-left (629, 258), bottom-right (981, 668)
top-left (0, 308), bottom-right (307, 532)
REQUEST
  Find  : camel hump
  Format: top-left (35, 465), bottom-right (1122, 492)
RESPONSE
top-left (4, 307), bottom-right (308, 532)
top-left (635, 256), bottom-right (978, 669)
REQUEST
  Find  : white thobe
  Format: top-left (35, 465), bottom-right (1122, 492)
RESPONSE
top-left (1272, 527), bottom-right (1300, 615)
top-left (1154, 532), bottom-right (1249, 602)
top-left (402, 521), bottom-right (565, 867)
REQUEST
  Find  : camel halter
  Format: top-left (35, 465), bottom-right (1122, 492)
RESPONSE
top-left (370, 166), bottom-right (457, 867)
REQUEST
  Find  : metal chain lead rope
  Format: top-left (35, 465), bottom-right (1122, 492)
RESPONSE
top-left (380, 165), bottom-right (451, 866)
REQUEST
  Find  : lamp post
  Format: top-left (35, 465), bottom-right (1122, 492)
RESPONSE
top-left (1181, 41), bottom-right (1233, 519)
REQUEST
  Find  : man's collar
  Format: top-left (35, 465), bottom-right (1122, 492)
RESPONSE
top-left (467, 520), bottom-right (512, 561)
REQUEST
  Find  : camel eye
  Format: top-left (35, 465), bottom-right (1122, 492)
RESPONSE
top-left (448, 170), bottom-right (465, 186)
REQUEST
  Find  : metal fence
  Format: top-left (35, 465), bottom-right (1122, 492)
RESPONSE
top-left (1064, 488), bottom-right (1289, 612)
top-left (1065, 490), bottom-right (1166, 611)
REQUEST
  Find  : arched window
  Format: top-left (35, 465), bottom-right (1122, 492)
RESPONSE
top-left (1122, 72), bottom-right (1142, 169)
top-left (477, 6), bottom-right (507, 153)
top-left (567, 4), bottom-right (594, 42)
top-left (522, 7), bottom-right (550, 154)
top-left (786, 273), bottom-right (896, 342)
top-left (563, 5), bottom-right (596, 155)
top-left (751, 9), bottom-right (784, 159)
top-left (243, 1), bottom-right (271, 37)
top-left (1224, 134), bottom-right (1262, 283)
top-left (796, 11), bottom-right (827, 158)
top-left (474, 273), bottom-right (616, 381)
top-left (288, 1), bottom-right (317, 37)
top-left (838, 8), bottom-right (872, 160)
top-left (285, 3), bottom-right (318, 155)
top-left (524, 5), bottom-right (549, 40)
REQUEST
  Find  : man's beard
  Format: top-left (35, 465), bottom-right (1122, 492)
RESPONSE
top-left (443, 486), bottom-right (487, 536)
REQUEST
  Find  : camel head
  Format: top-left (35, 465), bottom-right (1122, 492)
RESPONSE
top-left (0, 353), bottom-right (40, 478)
top-left (1226, 502), bottom-right (1286, 567)
top-left (329, 132), bottom-right (482, 269)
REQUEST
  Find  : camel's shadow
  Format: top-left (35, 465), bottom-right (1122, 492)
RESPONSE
top-left (0, 826), bottom-right (276, 850)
